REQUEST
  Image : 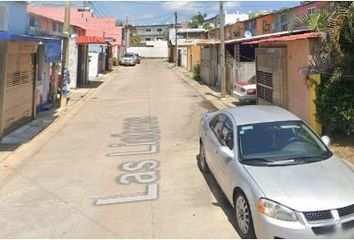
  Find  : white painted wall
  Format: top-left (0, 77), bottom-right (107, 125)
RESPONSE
top-left (127, 40), bottom-right (168, 58)
top-left (68, 38), bottom-right (78, 89)
top-left (179, 47), bottom-right (187, 68)
top-left (89, 53), bottom-right (99, 79)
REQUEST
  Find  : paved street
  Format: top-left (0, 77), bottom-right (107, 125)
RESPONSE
top-left (0, 59), bottom-right (239, 238)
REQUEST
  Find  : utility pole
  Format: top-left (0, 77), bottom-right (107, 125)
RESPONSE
top-left (175, 11), bottom-right (178, 65)
top-left (60, 0), bottom-right (71, 107)
top-left (219, 1), bottom-right (226, 98)
top-left (125, 16), bottom-right (128, 54)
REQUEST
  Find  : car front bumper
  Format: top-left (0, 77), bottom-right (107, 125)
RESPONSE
top-left (253, 210), bottom-right (354, 238)
top-left (232, 90), bottom-right (256, 102)
top-left (120, 61), bottom-right (135, 66)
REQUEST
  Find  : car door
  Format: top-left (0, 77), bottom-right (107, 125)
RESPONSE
top-left (217, 116), bottom-right (237, 196)
top-left (205, 114), bottom-right (227, 185)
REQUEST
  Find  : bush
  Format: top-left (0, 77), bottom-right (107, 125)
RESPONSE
top-left (193, 64), bottom-right (201, 81)
top-left (112, 57), bottom-right (118, 66)
top-left (316, 68), bottom-right (354, 136)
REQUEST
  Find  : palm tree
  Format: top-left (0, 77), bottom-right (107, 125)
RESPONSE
top-left (296, 2), bottom-right (354, 73)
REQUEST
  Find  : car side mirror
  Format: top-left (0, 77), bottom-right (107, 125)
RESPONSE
top-left (220, 146), bottom-right (235, 160)
top-left (321, 135), bottom-right (330, 147)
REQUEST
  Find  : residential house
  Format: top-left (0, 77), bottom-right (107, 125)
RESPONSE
top-left (0, 2), bottom-right (61, 139)
top-left (134, 24), bottom-right (170, 42)
top-left (28, 5), bottom-right (123, 84)
top-left (168, 28), bottom-right (207, 68)
top-left (245, 32), bottom-right (322, 131)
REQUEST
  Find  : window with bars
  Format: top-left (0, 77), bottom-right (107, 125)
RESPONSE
top-left (257, 71), bottom-right (273, 103)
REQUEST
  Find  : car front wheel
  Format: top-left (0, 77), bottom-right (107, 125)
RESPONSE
top-left (234, 191), bottom-right (256, 239)
top-left (198, 142), bottom-right (209, 173)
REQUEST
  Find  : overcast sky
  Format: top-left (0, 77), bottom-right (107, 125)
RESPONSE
top-left (89, 1), bottom-right (300, 25)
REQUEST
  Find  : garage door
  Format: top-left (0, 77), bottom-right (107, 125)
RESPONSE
top-left (3, 43), bottom-right (36, 135)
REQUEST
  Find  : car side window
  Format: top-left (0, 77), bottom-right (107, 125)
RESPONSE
top-left (221, 118), bottom-right (234, 150)
top-left (209, 114), bottom-right (226, 143)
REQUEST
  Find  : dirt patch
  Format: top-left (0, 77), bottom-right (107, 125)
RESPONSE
top-left (331, 135), bottom-right (354, 167)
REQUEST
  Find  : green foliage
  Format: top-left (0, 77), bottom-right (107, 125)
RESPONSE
top-left (115, 19), bottom-right (124, 26)
top-left (316, 68), bottom-right (354, 136)
top-left (112, 57), bottom-right (118, 66)
top-left (189, 12), bottom-right (207, 28)
top-left (192, 65), bottom-right (201, 81)
top-left (297, 2), bottom-right (354, 71)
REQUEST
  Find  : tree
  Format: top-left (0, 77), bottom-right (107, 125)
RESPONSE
top-left (297, 2), bottom-right (354, 72)
top-left (189, 12), bottom-right (207, 28)
top-left (126, 25), bottom-right (141, 45)
top-left (115, 19), bottom-right (124, 27)
top-left (297, 2), bottom-right (354, 136)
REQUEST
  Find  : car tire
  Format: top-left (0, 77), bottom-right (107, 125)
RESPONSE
top-left (198, 141), bottom-right (209, 173)
top-left (234, 191), bottom-right (256, 239)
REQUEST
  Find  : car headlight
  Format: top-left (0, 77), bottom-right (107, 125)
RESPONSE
top-left (258, 198), bottom-right (298, 221)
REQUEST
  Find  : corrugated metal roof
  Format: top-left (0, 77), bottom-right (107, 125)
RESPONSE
top-left (76, 36), bottom-right (105, 44)
top-left (243, 32), bottom-right (322, 44)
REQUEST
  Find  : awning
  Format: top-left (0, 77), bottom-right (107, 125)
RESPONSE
top-left (77, 36), bottom-right (106, 44)
top-left (0, 32), bottom-right (62, 63)
top-left (243, 32), bottom-right (322, 45)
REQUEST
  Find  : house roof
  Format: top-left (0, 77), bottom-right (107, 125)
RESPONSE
top-left (243, 32), bottom-right (322, 44)
top-left (28, 5), bottom-right (122, 45)
top-left (76, 36), bottom-right (106, 44)
top-left (225, 29), bottom-right (311, 44)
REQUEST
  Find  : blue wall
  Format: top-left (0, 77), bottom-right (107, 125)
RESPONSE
top-left (1, 2), bottom-right (28, 35)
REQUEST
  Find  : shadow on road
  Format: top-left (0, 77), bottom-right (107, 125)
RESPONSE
top-left (196, 154), bottom-right (238, 233)
top-left (79, 80), bottom-right (103, 89)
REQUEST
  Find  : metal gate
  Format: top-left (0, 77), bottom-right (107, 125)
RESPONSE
top-left (3, 42), bottom-right (36, 135)
top-left (255, 48), bottom-right (288, 108)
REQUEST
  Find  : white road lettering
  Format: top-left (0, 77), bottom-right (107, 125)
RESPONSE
top-left (95, 184), bottom-right (158, 205)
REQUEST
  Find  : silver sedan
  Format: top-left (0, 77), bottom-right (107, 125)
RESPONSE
top-left (199, 105), bottom-right (354, 238)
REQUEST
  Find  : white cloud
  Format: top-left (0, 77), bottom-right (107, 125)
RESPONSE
top-left (138, 14), bottom-right (156, 20)
top-left (162, 1), bottom-right (241, 15)
top-left (162, 1), bottom-right (202, 12)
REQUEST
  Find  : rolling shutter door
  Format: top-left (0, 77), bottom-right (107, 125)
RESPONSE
top-left (3, 43), bottom-right (36, 135)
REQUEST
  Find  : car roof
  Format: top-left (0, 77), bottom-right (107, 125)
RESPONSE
top-left (223, 105), bottom-right (301, 125)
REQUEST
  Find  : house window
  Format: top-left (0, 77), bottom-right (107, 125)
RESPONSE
top-left (157, 28), bottom-right (162, 32)
top-left (145, 28), bottom-right (151, 32)
top-left (29, 15), bottom-right (40, 28)
top-left (280, 14), bottom-right (288, 31)
top-left (145, 38), bottom-right (151, 41)
top-left (307, 7), bottom-right (316, 15)
top-left (263, 20), bottom-right (270, 32)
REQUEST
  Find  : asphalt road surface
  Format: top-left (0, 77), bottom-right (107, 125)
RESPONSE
top-left (0, 59), bottom-right (239, 238)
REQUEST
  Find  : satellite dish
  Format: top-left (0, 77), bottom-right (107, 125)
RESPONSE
top-left (244, 31), bottom-right (252, 38)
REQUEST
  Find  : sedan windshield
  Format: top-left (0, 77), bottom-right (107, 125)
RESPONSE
top-left (238, 121), bottom-right (332, 166)
top-left (124, 54), bottom-right (134, 58)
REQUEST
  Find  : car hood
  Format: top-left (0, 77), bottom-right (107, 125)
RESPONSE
top-left (122, 57), bottom-right (133, 61)
top-left (244, 155), bottom-right (354, 211)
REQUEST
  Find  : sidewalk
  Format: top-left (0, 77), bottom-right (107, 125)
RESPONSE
top-left (0, 71), bottom-right (112, 161)
top-left (166, 62), bottom-right (239, 110)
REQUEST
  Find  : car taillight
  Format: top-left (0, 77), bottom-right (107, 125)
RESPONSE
top-left (240, 87), bottom-right (246, 93)
top-left (247, 89), bottom-right (256, 94)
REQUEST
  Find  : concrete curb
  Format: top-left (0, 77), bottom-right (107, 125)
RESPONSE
top-left (0, 70), bottom-right (115, 166)
top-left (165, 62), bottom-right (234, 110)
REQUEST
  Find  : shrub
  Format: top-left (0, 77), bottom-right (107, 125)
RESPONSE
top-left (316, 68), bottom-right (354, 136)
top-left (193, 64), bottom-right (201, 81)
top-left (112, 57), bottom-right (118, 66)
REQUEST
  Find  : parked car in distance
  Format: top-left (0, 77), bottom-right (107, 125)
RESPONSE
top-left (199, 105), bottom-right (354, 239)
top-left (134, 53), bottom-right (141, 64)
top-left (233, 76), bottom-right (256, 103)
top-left (120, 53), bottom-right (136, 66)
